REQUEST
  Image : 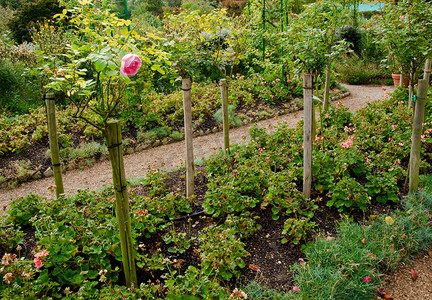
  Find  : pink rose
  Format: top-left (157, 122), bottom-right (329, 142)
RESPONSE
top-left (120, 54), bottom-right (142, 76)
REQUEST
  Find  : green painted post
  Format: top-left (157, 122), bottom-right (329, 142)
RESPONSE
top-left (46, 93), bottom-right (64, 198)
top-left (262, 0), bottom-right (266, 62)
top-left (409, 80), bottom-right (428, 193)
top-left (122, 0), bottom-right (129, 19)
top-left (106, 120), bottom-right (137, 288)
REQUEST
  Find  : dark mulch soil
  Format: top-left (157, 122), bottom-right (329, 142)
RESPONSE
top-left (13, 163), bottom-right (401, 293)
top-left (129, 166), bottom-right (400, 292)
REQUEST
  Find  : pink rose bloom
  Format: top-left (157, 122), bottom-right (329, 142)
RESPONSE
top-left (120, 54), bottom-right (142, 76)
top-left (363, 276), bottom-right (371, 282)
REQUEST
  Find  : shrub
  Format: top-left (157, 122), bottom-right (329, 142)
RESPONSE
top-left (7, 0), bottom-right (63, 44)
top-left (0, 59), bottom-right (42, 114)
top-left (335, 55), bottom-right (391, 85)
top-left (338, 24), bottom-right (362, 54)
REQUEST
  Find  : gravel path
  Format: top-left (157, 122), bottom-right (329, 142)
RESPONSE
top-left (0, 84), bottom-right (392, 211)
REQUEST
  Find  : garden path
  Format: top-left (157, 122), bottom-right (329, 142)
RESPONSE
top-left (3, 83), bottom-right (432, 298)
top-left (0, 84), bottom-right (393, 212)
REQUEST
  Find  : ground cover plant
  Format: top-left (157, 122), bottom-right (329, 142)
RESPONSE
top-left (1, 87), bottom-right (432, 298)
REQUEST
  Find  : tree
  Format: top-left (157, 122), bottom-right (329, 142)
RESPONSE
top-left (285, 0), bottom-right (350, 111)
top-left (379, 0), bottom-right (432, 103)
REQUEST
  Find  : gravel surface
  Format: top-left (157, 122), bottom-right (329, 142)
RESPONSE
top-left (3, 83), bottom-right (432, 298)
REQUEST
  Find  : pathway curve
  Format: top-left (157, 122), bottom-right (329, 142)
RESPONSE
top-left (0, 84), bottom-right (392, 212)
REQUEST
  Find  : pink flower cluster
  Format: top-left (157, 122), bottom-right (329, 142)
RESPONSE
top-left (341, 137), bottom-right (353, 148)
top-left (34, 250), bottom-right (49, 269)
top-left (1, 253), bottom-right (16, 266)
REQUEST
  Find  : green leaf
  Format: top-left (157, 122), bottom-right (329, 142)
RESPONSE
top-left (94, 59), bottom-right (107, 72)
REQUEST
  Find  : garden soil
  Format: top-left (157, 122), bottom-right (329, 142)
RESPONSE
top-left (1, 84), bottom-right (430, 298)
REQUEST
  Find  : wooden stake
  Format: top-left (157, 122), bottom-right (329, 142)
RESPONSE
top-left (182, 78), bottom-right (195, 198)
top-left (106, 120), bottom-right (137, 287)
top-left (322, 65), bottom-right (331, 112)
top-left (46, 93), bottom-right (64, 198)
top-left (422, 59), bottom-right (431, 124)
top-left (220, 79), bottom-right (230, 153)
top-left (303, 73), bottom-right (313, 198)
top-left (409, 79), bottom-right (428, 193)
top-left (423, 59), bottom-right (431, 83)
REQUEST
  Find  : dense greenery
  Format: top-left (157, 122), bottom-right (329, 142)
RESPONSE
top-left (1, 0), bottom-right (432, 297)
top-left (2, 87), bottom-right (432, 298)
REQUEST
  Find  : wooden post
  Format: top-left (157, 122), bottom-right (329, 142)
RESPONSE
top-left (182, 77), bottom-right (195, 198)
top-left (322, 65), bottom-right (331, 112)
top-left (409, 79), bottom-right (428, 193)
top-left (46, 93), bottom-right (64, 198)
top-left (303, 73), bottom-right (313, 198)
top-left (106, 120), bottom-right (137, 288)
top-left (220, 79), bottom-right (230, 153)
top-left (424, 59), bottom-right (431, 83)
top-left (422, 59), bottom-right (431, 123)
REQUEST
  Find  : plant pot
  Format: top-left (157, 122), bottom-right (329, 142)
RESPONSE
top-left (391, 73), bottom-right (409, 88)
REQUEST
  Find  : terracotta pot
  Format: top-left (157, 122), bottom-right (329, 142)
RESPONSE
top-left (391, 73), bottom-right (409, 88)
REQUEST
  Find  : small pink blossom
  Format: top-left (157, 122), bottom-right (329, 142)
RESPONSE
top-left (3, 273), bottom-right (12, 284)
top-left (293, 286), bottom-right (300, 291)
top-left (21, 271), bottom-right (32, 277)
top-left (392, 125), bottom-right (398, 129)
top-left (34, 257), bottom-right (43, 269)
top-left (287, 79), bottom-right (292, 83)
top-left (230, 288), bottom-right (248, 299)
top-left (341, 137), bottom-right (353, 148)
top-left (394, 159), bottom-right (401, 165)
top-left (298, 258), bottom-right (304, 262)
top-left (325, 113), bottom-right (329, 118)
top-left (34, 250), bottom-right (49, 258)
top-left (363, 276), bottom-right (371, 282)
top-left (421, 135), bottom-right (426, 139)
top-left (402, 247), bottom-right (405, 252)
top-left (365, 157), bottom-right (370, 163)
top-left (381, 86), bottom-right (386, 91)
